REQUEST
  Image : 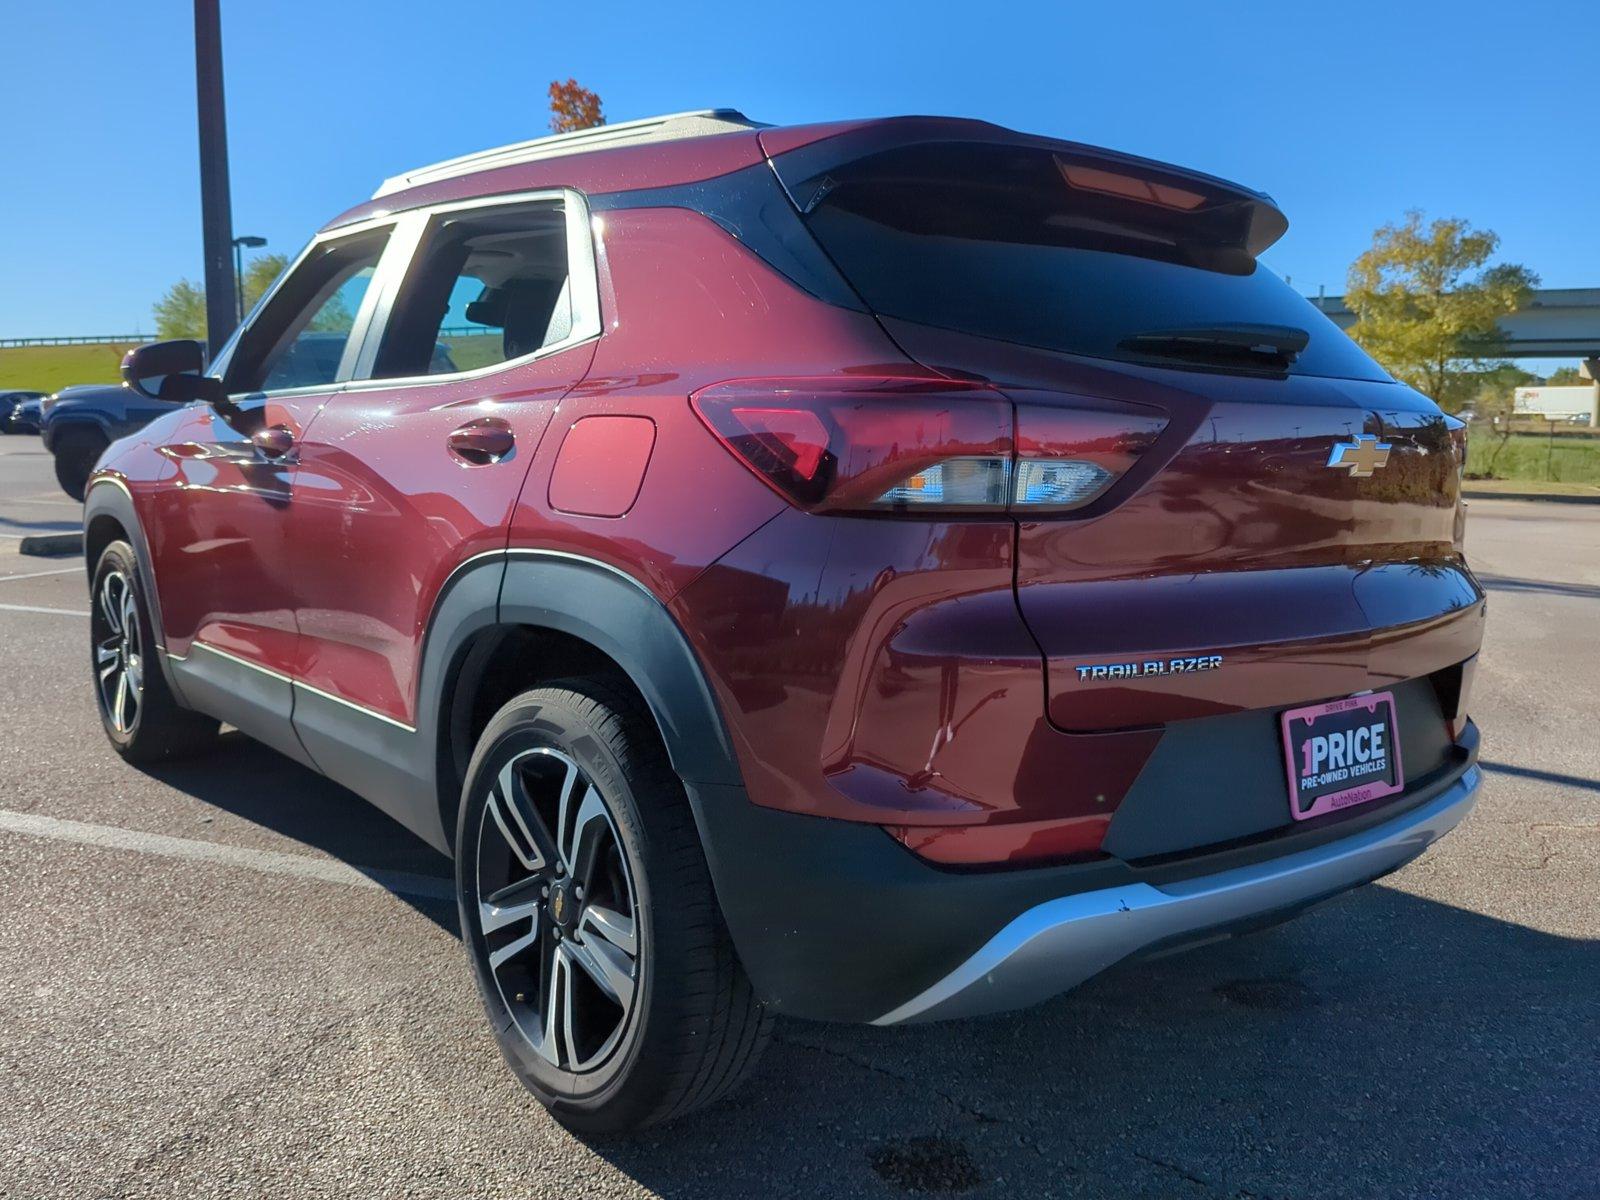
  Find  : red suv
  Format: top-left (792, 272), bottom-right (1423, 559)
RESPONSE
top-left (90, 110), bottom-right (1483, 1132)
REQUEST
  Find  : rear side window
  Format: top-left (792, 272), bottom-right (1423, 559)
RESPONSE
top-left (373, 201), bottom-right (573, 380)
top-left (781, 141), bottom-right (1388, 382)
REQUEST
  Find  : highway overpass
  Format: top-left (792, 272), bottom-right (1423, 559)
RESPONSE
top-left (1309, 287), bottom-right (1600, 360)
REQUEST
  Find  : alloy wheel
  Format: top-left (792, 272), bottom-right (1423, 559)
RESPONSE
top-left (475, 747), bottom-right (641, 1074)
top-left (93, 570), bottom-right (142, 734)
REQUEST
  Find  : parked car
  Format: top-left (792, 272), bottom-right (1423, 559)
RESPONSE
top-left (44, 340), bottom-right (460, 502)
top-left (7, 394), bottom-right (45, 434)
top-left (0, 389), bottom-right (45, 431)
top-left (84, 110), bottom-right (1483, 1133)
top-left (42, 384), bottom-right (171, 501)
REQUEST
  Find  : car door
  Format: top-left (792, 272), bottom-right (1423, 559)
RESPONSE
top-left (283, 190), bottom-right (602, 824)
top-left (150, 221), bottom-right (394, 765)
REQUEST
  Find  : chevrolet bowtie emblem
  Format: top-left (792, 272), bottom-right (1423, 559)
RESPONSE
top-left (1326, 434), bottom-right (1393, 477)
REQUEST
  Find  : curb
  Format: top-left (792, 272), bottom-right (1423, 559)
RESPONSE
top-left (1463, 489), bottom-right (1600, 506)
top-left (19, 532), bottom-right (84, 557)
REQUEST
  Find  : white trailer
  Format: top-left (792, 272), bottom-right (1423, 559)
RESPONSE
top-left (1514, 384), bottom-right (1599, 425)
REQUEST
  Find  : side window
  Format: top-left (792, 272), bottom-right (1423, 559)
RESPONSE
top-left (371, 201), bottom-right (572, 380)
top-left (226, 230), bottom-right (390, 394)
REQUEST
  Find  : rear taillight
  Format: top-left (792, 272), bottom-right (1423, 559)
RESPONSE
top-left (1014, 401), bottom-right (1168, 511)
top-left (692, 377), bottom-right (1165, 514)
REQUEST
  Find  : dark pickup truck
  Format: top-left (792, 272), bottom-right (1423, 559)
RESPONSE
top-left (42, 384), bottom-right (172, 500)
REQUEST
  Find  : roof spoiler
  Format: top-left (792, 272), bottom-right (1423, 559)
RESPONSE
top-left (762, 116), bottom-right (1289, 259)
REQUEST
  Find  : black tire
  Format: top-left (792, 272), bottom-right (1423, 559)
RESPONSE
top-left (457, 681), bottom-right (771, 1133)
top-left (90, 541), bottom-right (219, 763)
top-left (52, 428), bottom-right (109, 502)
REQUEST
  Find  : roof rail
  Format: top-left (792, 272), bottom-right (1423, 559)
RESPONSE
top-left (372, 109), bottom-right (765, 199)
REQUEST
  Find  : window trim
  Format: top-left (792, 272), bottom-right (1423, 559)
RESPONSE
top-left (342, 187), bottom-right (603, 392)
top-left (208, 212), bottom-right (399, 400)
top-left (207, 187), bottom-right (603, 403)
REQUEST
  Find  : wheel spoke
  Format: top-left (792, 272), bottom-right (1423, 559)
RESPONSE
top-left (112, 672), bottom-right (129, 731)
top-left (566, 928), bottom-right (635, 1009)
top-left (486, 784), bottom-right (545, 875)
top-left (480, 876), bottom-right (544, 934)
top-left (99, 577), bottom-right (122, 633)
top-left (126, 653), bottom-right (144, 695)
top-left (554, 758), bottom-right (583, 872)
top-left (120, 588), bottom-right (138, 645)
top-left (537, 947), bottom-right (571, 1067)
top-left (562, 785), bottom-right (609, 883)
top-left (488, 919), bottom-right (542, 971)
top-left (494, 760), bottom-right (558, 871)
top-left (557, 946), bottom-right (581, 1069)
top-left (579, 903), bottom-right (637, 956)
top-left (96, 640), bottom-right (119, 682)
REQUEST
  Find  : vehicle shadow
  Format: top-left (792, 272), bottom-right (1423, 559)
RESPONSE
top-left (142, 730), bottom-right (457, 933)
top-left (136, 742), bottom-right (1598, 1197)
top-left (583, 886), bottom-right (1599, 1200)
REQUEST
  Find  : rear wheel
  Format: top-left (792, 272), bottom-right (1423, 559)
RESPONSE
top-left (90, 541), bottom-right (219, 762)
top-left (52, 427), bottom-right (109, 502)
top-left (457, 682), bottom-right (771, 1132)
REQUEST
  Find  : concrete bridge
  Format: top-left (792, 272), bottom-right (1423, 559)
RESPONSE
top-left (1309, 287), bottom-right (1600, 361)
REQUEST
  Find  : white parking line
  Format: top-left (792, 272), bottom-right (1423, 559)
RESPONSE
top-left (0, 809), bottom-right (454, 901)
top-left (0, 601), bottom-right (89, 616)
top-left (0, 566), bottom-right (82, 582)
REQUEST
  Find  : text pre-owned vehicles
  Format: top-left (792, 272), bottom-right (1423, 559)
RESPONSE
top-left (87, 111), bottom-right (1483, 1132)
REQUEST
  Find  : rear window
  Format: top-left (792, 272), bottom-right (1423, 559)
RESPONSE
top-left (784, 141), bottom-right (1388, 382)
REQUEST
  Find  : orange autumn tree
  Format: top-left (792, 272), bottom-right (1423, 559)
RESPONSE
top-left (549, 79), bottom-right (603, 133)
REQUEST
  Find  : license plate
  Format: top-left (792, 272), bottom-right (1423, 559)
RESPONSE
top-left (1281, 692), bottom-right (1404, 821)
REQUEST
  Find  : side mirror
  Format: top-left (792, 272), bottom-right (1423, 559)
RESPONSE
top-left (121, 340), bottom-right (228, 406)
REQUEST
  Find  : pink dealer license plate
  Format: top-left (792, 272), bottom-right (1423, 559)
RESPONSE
top-left (1281, 692), bottom-right (1404, 821)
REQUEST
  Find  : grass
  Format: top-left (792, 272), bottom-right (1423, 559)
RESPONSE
top-left (1467, 430), bottom-right (1600, 486)
top-left (0, 343), bottom-right (142, 392)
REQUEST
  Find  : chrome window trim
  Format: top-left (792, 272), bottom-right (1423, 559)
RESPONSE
top-left (171, 641), bottom-right (419, 734)
top-left (209, 213), bottom-right (402, 397)
top-left (340, 187), bottom-right (604, 391)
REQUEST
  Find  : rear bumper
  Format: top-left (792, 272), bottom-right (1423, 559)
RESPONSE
top-left (874, 763), bottom-right (1480, 1024)
top-left (690, 746), bottom-right (1480, 1025)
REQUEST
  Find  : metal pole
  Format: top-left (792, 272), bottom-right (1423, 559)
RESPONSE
top-left (194, 0), bottom-right (236, 359)
top-left (233, 240), bottom-right (245, 323)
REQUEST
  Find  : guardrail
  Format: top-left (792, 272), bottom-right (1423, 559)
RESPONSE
top-left (0, 335), bottom-right (148, 348)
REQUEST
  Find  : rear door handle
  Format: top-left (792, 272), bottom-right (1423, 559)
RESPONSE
top-left (447, 417), bottom-right (516, 465)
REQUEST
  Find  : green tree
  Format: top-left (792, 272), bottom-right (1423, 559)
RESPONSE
top-left (152, 279), bottom-right (207, 340)
top-left (151, 252), bottom-right (291, 341)
top-left (1345, 211), bottom-right (1538, 412)
top-left (242, 253), bottom-right (288, 311)
top-left (1545, 366), bottom-right (1584, 386)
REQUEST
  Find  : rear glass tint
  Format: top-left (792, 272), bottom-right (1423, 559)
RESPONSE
top-left (782, 141), bottom-right (1388, 382)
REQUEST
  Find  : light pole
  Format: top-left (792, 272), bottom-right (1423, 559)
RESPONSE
top-left (194, 0), bottom-right (237, 359)
top-left (232, 235), bottom-right (267, 321)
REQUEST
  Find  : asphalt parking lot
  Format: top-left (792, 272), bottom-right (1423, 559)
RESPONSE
top-left (0, 439), bottom-right (1595, 1200)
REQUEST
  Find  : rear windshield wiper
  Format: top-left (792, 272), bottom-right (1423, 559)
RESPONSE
top-left (1118, 323), bottom-right (1310, 366)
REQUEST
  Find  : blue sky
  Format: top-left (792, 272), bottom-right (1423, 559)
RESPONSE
top-left (4, 0), bottom-right (1595, 350)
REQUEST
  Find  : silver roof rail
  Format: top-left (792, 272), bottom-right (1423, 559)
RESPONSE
top-left (373, 109), bottom-right (765, 199)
